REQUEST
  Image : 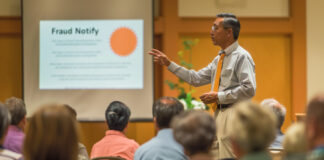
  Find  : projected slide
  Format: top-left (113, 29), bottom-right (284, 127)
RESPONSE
top-left (39, 20), bottom-right (143, 89)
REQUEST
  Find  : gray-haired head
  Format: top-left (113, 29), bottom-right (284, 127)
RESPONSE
top-left (229, 101), bottom-right (277, 153)
top-left (216, 13), bottom-right (241, 40)
top-left (172, 110), bottom-right (216, 155)
top-left (261, 98), bottom-right (286, 130)
top-left (0, 103), bottom-right (11, 140)
top-left (5, 97), bottom-right (26, 126)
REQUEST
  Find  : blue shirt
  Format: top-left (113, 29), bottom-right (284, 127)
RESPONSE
top-left (269, 130), bottom-right (284, 149)
top-left (307, 145), bottom-right (324, 160)
top-left (134, 129), bottom-right (187, 160)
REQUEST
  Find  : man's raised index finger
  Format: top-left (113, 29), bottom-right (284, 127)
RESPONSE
top-left (151, 49), bottom-right (163, 55)
top-left (148, 51), bottom-right (158, 56)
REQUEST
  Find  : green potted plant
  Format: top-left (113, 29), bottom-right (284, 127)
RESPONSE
top-left (165, 38), bottom-right (208, 110)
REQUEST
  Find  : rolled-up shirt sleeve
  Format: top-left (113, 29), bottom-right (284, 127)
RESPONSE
top-left (168, 61), bottom-right (213, 87)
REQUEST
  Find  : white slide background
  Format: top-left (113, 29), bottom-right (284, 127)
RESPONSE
top-left (39, 20), bottom-right (143, 89)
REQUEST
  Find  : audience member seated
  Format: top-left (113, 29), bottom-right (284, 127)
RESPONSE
top-left (261, 98), bottom-right (286, 149)
top-left (282, 122), bottom-right (307, 160)
top-left (229, 101), bottom-right (276, 160)
top-left (23, 104), bottom-right (80, 160)
top-left (91, 101), bottom-right (139, 160)
top-left (0, 103), bottom-right (23, 160)
top-left (3, 97), bottom-right (26, 154)
top-left (305, 93), bottom-right (324, 160)
top-left (134, 97), bottom-right (187, 160)
top-left (63, 104), bottom-right (90, 160)
top-left (171, 110), bottom-right (216, 160)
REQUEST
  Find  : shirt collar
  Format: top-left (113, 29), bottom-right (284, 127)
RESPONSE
top-left (9, 125), bottom-right (23, 131)
top-left (219, 41), bottom-right (239, 56)
top-left (105, 130), bottom-right (126, 137)
top-left (157, 128), bottom-right (173, 138)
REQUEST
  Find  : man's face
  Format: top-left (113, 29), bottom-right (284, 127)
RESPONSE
top-left (210, 17), bottom-right (228, 46)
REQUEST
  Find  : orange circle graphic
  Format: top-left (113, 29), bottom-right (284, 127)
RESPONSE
top-left (110, 27), bottom-right (137, 56)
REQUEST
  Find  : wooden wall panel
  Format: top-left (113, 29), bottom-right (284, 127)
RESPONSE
top-left (0, 34), bottom-right (22, 101)
top-left (239, 34), bottom-right (292, 130)
top-left (166, 34), bottom-right (292, 131)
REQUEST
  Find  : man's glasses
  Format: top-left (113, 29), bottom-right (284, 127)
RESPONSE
top-left (212, 25), bottom-right (230, 31)
top-left (211, 25), bottom-right (218, 31)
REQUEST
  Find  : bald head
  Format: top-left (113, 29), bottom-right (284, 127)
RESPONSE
top-left (153, 97), bottom-right (184, 129)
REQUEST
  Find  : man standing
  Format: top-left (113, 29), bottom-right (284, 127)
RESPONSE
top-left (149, 13), bottom-right (256, 159)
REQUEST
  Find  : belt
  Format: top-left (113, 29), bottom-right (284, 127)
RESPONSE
top-left (217, 103), bottom-right (233, 109)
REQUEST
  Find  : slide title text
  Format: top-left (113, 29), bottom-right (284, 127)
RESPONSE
top-left (51, 27), bottom-right (99, 36)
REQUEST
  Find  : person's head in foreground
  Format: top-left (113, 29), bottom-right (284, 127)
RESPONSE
top-left (23, 104), bottom-right (79, 160)
top-left (0, 103), bottom-right (11, 144)
top-left (105, 101), bottom-right (131, 132)
top-left (282, 122), bottom-right (307, 160)
top-left (228, 101), bottom-right (277, 159)
top-left (305, 93), bottom-right (324, 160)
top-left (172, 110), bottom-right (215, 159)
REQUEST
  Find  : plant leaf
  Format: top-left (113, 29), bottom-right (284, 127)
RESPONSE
top-left (165, 80), bottom-right (175, 90)
top-left (177, 51), bottom-right (184, 58)
top-left (186, 93), bottom-right (193, 109)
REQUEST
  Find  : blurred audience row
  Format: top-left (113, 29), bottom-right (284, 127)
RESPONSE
top-left (1, 94), bottom-right (324, 160)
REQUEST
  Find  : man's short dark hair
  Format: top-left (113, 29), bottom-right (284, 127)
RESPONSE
top-left (152, 97), bottom-right (184, 129)
top-left (105, 101), bottom-right (131, 131)
top-left (0, 103), bottom-right (11, 139)
top-left (216, 13), bottom-right (241, 40)
top-left (5, 97), bottom-right (26, 125)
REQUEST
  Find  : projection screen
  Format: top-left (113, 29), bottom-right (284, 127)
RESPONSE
top-left (23, 0), bottom-right (154, 120)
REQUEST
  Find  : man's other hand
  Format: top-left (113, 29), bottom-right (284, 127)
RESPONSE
top-left (200, 91), bottom-right (218, 104)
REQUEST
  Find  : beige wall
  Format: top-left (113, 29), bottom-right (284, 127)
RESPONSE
top-left (178, 0), bottom-right (289, 17)
top-left (1, 0), bottom-right (290, 17)
top-left (0, 0), bottom-right (20, 16)
top-left (307, 0), bottom-right (324, 100)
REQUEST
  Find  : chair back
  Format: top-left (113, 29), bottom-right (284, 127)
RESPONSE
top-left (269, 148), bottom-right (284, 160)
top-left (91, 156), bottom-right (126, 160)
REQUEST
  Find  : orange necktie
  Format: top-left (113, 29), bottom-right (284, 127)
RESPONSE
top-left (211, 52), bottom-right (225, 113)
